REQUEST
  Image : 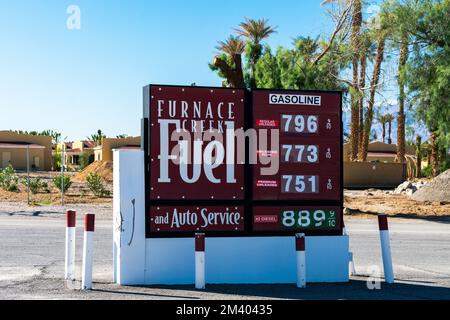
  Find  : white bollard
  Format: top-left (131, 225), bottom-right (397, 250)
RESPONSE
top-left (349, 251), bottom-right (357, 276)
top-left (65, 210), bottom-right (76, 281)
top-left (295, 233), bottom-right (306, 288)
top-left (82, 214), bottom-right (95, 290)
top-left (195, 233), bottom-right (205, 290)
top-left (378, 214), bottom-right (394, 283)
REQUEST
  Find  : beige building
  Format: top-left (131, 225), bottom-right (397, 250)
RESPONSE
top-left (344, 141), bottom-right (417, 188)
top-left (94, 136), bottom-right (141, 161)
top-left (0, 131), bottom-right (52, 171)
top-left (59, 140), bottom-right (96, 167)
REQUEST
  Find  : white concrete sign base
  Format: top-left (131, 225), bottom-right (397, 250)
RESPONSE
top-left (113, 150), bottom-right (350, 285)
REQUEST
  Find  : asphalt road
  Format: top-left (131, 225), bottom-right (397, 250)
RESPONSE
top-left (0, 204), bottom-right (449, 300)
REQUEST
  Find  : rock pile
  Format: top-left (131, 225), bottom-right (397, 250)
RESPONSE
top-left (393, 180), bottom-right (427, 196)
top-left (411, 169), bottom-right (450, 203)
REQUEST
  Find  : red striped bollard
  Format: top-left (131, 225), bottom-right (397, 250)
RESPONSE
top-left (378, 214), bottom-right (394, 283)
top-left (65, 210), bottom-right (76, 280)
top-left (82, 214), bottom-right (95, 290)
top-left (295, 233), bottom-right (306, 288)
top-left (195, 233), bottom-right (205, 289)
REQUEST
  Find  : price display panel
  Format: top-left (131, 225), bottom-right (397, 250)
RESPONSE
top-left (252, 90), bottom-right (342, 201)
top-left (253, 206), bottom-right (341, 232)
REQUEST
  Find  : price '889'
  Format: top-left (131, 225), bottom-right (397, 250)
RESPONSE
top-left (281, 210), bottom-right (336, 228)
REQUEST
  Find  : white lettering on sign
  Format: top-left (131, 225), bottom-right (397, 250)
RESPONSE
top-left (157, 208), bottom-right (242, 229)
top-left (269, 94), bottom-right (321, 106)
top-left (158, 119), bottom-right (236, 184)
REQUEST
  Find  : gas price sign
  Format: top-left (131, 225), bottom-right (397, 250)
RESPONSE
top-left (252, 90), bottom-right (342, 202)
top-left (144, 85), bottom-right (342, 237)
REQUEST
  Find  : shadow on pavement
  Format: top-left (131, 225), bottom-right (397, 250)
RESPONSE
top-left (118, 280), bottom-right (450, 300)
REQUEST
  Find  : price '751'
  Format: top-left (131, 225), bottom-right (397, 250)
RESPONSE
top-left (282, 175), bottom-right (318, 193)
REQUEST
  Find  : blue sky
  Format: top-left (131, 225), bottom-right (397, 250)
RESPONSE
top-left (0, 0), bottom-right (409, 142)
top-left (0, 1), bottom-right (338, 140)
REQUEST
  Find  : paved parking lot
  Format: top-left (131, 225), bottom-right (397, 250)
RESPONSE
top-left (0, 203), bottom-right (449, 299)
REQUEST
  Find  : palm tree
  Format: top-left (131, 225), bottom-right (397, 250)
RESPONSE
top-left (396, 32), bottom-right (408, 163)
top-left (212, 35), bottom-right (246, 88)
top-left (384, 114), bottom-right (394, 144)
top-left (377, 114), bottom-right (388, 143)
top-left (234, 18), bottom-right (277, 88)
top-left (88, 129), bottom-right (106, 147)
top-left (359, 32), bottom-right (386, 161)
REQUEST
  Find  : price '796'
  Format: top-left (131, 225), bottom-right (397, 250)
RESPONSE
top-left (281, 114), bottom-right (318, 134)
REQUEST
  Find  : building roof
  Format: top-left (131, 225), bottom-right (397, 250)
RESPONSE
top-left (83, 141), bottom-right (96, 148)
top-left (113, 145), bottom-right (141, 150)
top-left (0, 142), bottom-right (45, 149)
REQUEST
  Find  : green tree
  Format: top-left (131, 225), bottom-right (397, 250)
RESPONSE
top-left (235, 18), bottom-right (277, 88)
top-left (403, 0), bottom-right (450, 176)
top-left (54, 175), bottom-right (72, 193)
top-left (86, 173), bottom-right (110, 197)
top-left (254, 37), bottom-right (347, 91)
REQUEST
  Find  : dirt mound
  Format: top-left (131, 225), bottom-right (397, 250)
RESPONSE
top-left (72, 161), bottom-right (113, 183)
top-left (411, 169), bottom-right (450, 203)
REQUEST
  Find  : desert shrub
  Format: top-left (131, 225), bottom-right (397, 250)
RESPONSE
top-left (21, 177), bottom-right (49, 194)
top-left (52, 152), bottom-right (62, 171)
top-left (440, 158), bottom-right (450, 173)
top-left (421, 164), bottom-right (433, 178)
top-left (79, 152), bottom-right (93, 170)
top-left (86, 172), bottom-right (110, 197)
top-left (0, 165), bottom-right (19, 192)
top-left (54, 175), bottom-right (72, 193)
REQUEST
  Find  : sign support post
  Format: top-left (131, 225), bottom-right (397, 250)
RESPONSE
top-left (195, 233), bottom-right (206, 290)
top-left (65, 210), bottom-right (76, 281)
top-left (378, 214), bottom-right (394, 283)
top-left (82, 214), bottom-right (95, 290)
top-left (295, 233), bottom-right (306, 288)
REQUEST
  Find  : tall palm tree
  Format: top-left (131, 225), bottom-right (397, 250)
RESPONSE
top-left (235, 18), bottom-right (277, 88)
top-left (359, 32), bottom-right (386, 161)
top-left (396, 32), bottom-right (408, 163)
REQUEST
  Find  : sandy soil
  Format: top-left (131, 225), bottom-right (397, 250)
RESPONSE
top-left (344, 189), bottom-right (450, 217)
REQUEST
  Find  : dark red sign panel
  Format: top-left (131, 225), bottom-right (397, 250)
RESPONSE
top-left (148, 85), bottom-right (245, 200)
top-left (150, 205), bottom-right (245, 232)
top-left (252, 90), bottom-right (341, 201)
top-left (145, 85), bottom-right (342, 237)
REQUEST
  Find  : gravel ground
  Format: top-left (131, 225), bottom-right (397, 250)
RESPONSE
top-left (0, 201), bottom-right (450, 300)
